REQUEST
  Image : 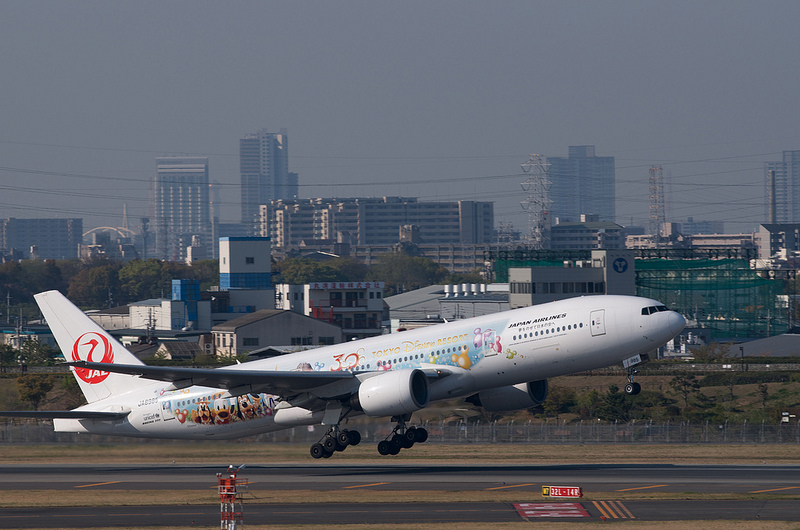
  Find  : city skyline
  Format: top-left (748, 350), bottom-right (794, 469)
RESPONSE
top-left (2, 2), bottom-right (798, 235)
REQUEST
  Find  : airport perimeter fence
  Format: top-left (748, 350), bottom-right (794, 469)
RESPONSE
top-left (2, 419), bottom-right (800, 445)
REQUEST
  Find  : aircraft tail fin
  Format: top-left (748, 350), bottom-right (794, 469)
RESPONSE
top-left (35, 290), bottom-right (150, 404)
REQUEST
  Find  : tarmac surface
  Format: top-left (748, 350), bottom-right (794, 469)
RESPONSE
top-left (1, 462), bottom-right (800, 526)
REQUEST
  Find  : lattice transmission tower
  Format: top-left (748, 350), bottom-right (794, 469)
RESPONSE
top-left (520, 154), bottom-right (552, 249)
top-left (649, 165), bottom-right (666, 246)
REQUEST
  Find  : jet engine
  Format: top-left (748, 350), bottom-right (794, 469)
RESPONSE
top-left (465, 379), bottom-right (548, 412)
top-left (351, 369), bottom-right (430, 417)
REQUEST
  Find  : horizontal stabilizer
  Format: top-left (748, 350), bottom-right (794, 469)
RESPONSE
top-left (0, 410), bottom-right (129, 420)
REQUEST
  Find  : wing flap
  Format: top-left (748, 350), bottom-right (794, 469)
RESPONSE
top-left (67, 361), bottom-right (356, 395)
top-left (0, 410), bottom-right (129, 420)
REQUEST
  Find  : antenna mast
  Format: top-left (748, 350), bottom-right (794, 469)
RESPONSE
top-left (520, 154), bottom-right (552, 249)
top-left (649, 165), bottom-right (666, 247)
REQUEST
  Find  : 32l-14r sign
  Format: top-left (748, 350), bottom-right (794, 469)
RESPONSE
top-left (542, 485), bottom-right (583, 498)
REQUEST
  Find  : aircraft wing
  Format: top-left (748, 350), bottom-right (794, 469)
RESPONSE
top-left (0, 410), bottom-right (129, 420)
top-left (66, 360), bottom-right (357, 395)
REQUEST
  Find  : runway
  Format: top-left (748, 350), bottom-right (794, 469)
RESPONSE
top-left (2, 500), bottom-right (799, 527)
top-left (1, 463), bottom-right (799, 527)
top-left (4, 462), bottom-right (800, 493)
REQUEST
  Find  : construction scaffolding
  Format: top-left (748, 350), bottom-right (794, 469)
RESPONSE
top-left (635, 250), bottom-right (787, 340)
top-left (486, 248), bottom-right (789, 340)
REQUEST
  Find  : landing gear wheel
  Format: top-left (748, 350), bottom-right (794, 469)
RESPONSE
top-left (413, 427), bottom-right (428, 443)
top-left (391, 433), bottom-right (405, 452)
top-left (321, 449), bottom-right (333, 458)
top-left (323, 436), bottom-right (337, 453)
top-left (377, 440), bottom-right (391, 455)
top-left (310, 443), bottom-right (325, 459)
top-left (624, 382), bottom-right (641, 395)
top-left (401, 429), bottom-right (415, 449)
top-left (347, 430), bottom-right (362, 446)
top-left (337, 430), bottom-right (351, 447)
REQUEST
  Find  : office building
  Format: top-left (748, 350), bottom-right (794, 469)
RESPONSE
top-left (240, 128), bottom-right (297, 232)
top-left (0, 218), bottom-right (82, 260)
top-left (154, 157), bottom-right (211, 261)
top-left (765, 150), bottom-right (800, 223)
top-left (550, 214), bottom-right (626, 250)
top-left (261, 197), bottom-right (494, 248)
top-left (548, 145), bottom-right (615, 223)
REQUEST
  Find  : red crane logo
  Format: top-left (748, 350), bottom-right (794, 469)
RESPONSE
top-left (71, 332), bottom-right (114, 384)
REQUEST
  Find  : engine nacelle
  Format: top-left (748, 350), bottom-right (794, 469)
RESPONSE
top-left (466, 379), bottom-right (548, 412)
top-left (351, 369), bottom-right (430, 418)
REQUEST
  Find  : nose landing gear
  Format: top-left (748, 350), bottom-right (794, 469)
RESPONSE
top-left (624, 367), bottom-right (641, 396)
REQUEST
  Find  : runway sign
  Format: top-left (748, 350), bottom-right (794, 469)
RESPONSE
top-left (542, 485), bottom-right (583, 498)
top-left (513, 502), bottom-right (590, 518)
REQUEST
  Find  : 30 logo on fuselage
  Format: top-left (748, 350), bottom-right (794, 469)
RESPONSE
top-left (71, 332), bottom-right (114, 384)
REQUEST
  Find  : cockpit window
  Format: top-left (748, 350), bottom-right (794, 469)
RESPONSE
top-left (642, 305), bottom-right (670, 315)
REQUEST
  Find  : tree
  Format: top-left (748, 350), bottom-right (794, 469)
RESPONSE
top-left (328, 258), bottom-right (369, 282)
top-left (275, 258), bottom-right (344, 285)
top-left (758, 383), bottom-right (769, 408)
top-left (67, 260), bottom-right (122, 308)
top-left (690, 342), bottom-right (732, 363)
top-left (541, 386), bottom-right (576, 421)
top-left (187, 259), bottom-right (219, 290)
top-left (669, 374), bottom-right (700, 408)
top-left (16, 374), bottom-right (54, 410)
top-left (118, 259), bottom-right (177, 302)
top-left (577, 389), bottom-right (602, 419)
top-left (20, 339), bottom-right (56, 365)
top-left (597, 384), bottom-right (633, 422)
top-left (370, 252), bottom-right (448, 296)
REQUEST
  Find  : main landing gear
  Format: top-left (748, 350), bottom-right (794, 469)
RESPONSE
top-left (624, 366), bottom-right (642, 396)
top-left (309, 427), bottom-right (362, 459)
top-left (376, 415), bottom-right (429, 456)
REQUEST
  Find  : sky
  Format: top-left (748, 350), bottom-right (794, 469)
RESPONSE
top-left (2, 1), bottom-right (799, 237)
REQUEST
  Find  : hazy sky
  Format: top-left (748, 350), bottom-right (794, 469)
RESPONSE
top-left (2, 1), bottom-right (799, 236)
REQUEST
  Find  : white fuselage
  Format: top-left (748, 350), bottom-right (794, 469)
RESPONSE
top-left (56, 295), bottom-right (684, 438)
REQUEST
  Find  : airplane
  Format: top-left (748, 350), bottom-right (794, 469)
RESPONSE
top-left (0, 290), bottom-right (684, 458)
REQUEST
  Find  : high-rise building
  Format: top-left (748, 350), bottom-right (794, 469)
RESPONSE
top-left (547, 145), bottom-right (616, 224)
top-left (765, 150), bottom-right (800, 223)
top-left (261, 197), bottom-right (494, 248)
top-left (0, 218), bottom-right (82, 259)
top-left (154, 157), bottom-right (211, 261)
top-left (240, 129), bottom-right (297, 233)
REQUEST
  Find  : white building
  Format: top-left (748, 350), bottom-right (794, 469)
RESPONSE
top-left (508, 250), bottom-right (636, 308)
top-left (276, 281), bottom-right (386, 341)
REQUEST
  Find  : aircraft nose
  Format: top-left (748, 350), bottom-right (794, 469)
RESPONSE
top-left (668, 311), bottom-right (686, 335)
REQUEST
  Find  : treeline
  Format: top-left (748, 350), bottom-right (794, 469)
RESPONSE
top-left (273, 254), bottom-right (482, 297)
top-left (536, 373), bottom-right (800, 426)
top-left (0, 258), bottom-right (219, 315)
top-left (0, 252), bottom-right (482, 315)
